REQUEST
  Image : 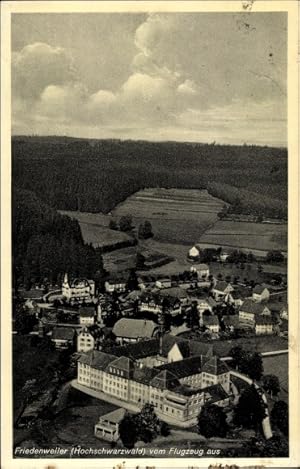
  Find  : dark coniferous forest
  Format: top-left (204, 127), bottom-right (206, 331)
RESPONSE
top-left (12, 136), bottom-right (287, 289)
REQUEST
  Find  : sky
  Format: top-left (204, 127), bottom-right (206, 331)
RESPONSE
top-left (11, 12), bottom-right (287, 146)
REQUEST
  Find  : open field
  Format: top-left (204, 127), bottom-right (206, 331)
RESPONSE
top-left (112, 188), bottom-right (227, 244)
top-left (59, 211), bottom-right (133, 249)
top-left (199, 220), bottom-right (287, 254)
top-left (262, 354), bottom-right (288, 402)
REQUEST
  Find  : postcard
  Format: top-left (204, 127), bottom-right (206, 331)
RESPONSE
top-left (1, 1), bottom-right (299, 468)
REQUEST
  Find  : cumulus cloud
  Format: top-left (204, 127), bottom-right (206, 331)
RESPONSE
top-left (11, 13), bottom-right (287, 145)
top-left (12, 42), bottom-right (75, 100)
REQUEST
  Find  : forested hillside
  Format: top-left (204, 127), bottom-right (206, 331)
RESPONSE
top-left (12, 137), bottom-right (287, 219)
top-left (13, 188), bottom-right (105, 289)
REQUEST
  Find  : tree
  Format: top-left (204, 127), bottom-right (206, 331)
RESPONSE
top-left (119, 414), bottom-right (138, 449)
top-left (229, 346), bottom-right (248, 370)
top-left (233, 385), bottom-right (267, 432)
top-left (262, 374), bottom-right (280, 398)
top-left (186, 302), bottom-right (199, 330)
top-left (240, 352), bottom-right (263, 381)
top-left (126, 269), bottom-right (138, 291)
top-left (197, 403), bottom-right (228, 438)
top-left (138, 220), bottom-right (153, 239)
top-left (14, 309), bottom-right (38, 335)
top-left (119, 215), bottom-right (133, 232)
top-left (135, 404), bottom-right (162, 443)
top-left (271, 400), bottom-right (288, 436)
top-left (266, 250), bottom-right (284, 263)
top-left (109, 219), bottom-right (118, 230)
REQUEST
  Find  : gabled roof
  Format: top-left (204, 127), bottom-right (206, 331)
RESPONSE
top-left (173, 341), bottom-right (190, 358)
top-left (112, 318), bottom-right (158, 339)
top-left (132, 366), bottom-right (159, 385)
top-left (253, 285), bottom-right (269, 294)
top-left (99, 408), bottom-right (126, 423)
top-left (202, 356), bottom-right (229, 375)
top-left (203, 316), bottom-right (219, 326)
top-left (78, 350), bottom-right (116, 370)
top-left (79, 307), bottom-right (95, 317)
top-left (157, 355), bottom-right (207, 379)
top-left (239, 299), bottom-right (270, 315)
top-left (213, 281), bottom-right (232, 292)
top-left (107, 334), bottom-right (213, 360)
top-left (159, 287), bottom-right (189, 299)
top-left (150, 369), bottom-right (180, 390)
top-left (52, 327), bottom-right (76, 341)
top-left (109, 356), bottom-right (135, 372)
top-left (197, 263), bottom-right (209, 270)
top-left (223, 315), bottom-right (240, 327)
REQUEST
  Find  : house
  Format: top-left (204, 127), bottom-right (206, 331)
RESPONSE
top-left (202, 316), bottom-right (220, 334)
top-left (94, 408), bottom-right (127, 441)
top-left (155, 277), bottom-right (172, 289)
top-left (190, 263), bottom-right (210, 279)
top-left (239, 299), bottom-right (271, 325)
top-left (105, 275), bottom-right (128, 293)
top-left (222, 315), bottom-right (240, 333)
top-left (224, 291), bottom-right (244, 307)
top-left (77, 327), bottom-right (96, 352)
top-left (252, 285), bottom-right (270, 303)
top-left (79, 307), bottom-right (96, 326)
top-left (112, 318), bottom-right (159, 344)
top-left (255, 316), bottom-right (275, 335)
top-left (279, 304), bottom-right (288, 320)
top-left (219, 252), bottom-right (229, 262)
top-left (212, 282), bottom-right (234, 301)
top-left (62, 273), bottom-right (95, 305)
top-left (159, 287), bottom-right (190, 306)
top-left (139, 292), bottom-right (181, 316)
top-left (187, 245), bottom-right (200, 261)
top-left (139, 292), bottom-right (163, 314)
top-left (194, 297), bottom-right (217, 314)
top-left (51, 326), bottom-right (76, 350)
top-left (77, 347), bottom-right (231, 425)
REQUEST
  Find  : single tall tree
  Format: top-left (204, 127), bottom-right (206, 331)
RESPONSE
top-left (233, 385), bottom-right (267, 432)
top-left (198, 403), bottom-right (228, 438)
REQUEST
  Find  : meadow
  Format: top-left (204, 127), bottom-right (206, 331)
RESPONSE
top-left (199, 220), bottom-right (287, 254)
top-left (112, 188), bottom-right (226, 244)
top-left (59, 210), bottom-right (133, 250)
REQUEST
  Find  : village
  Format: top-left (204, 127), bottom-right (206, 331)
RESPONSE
top-left (14, 243), bottom-right (288, 453)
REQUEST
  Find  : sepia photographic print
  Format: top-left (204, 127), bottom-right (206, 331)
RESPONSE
top-left (1, 1), bottom-right (299, 469)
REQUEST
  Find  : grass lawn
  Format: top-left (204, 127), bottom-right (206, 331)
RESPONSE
top-left (199, 220), bottom-right (287, 253)
top-left (262, 354), bottom-right (288, 402)
top-left (179, 333), bottom-right (288, 357)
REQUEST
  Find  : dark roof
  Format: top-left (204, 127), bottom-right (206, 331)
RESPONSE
top-left (78, 350), bottom-right (116, 370)
top-left (159, 287), bottom-right (189, 299)
top-left (202, 356), bottom-right (229, 375)
top-left (107, 335), bottom-right (213, 360)
top-left (79, 307), bottom-right (95, 317)
top-left (253, 285), bottom-right (269, 294)
top-left (157, 356), bottom-right (207, 379)
top-left (150, 370), bottom-right (180, 390)
top-left (99, 408), bottom-right (126, 423)
top-left (132, 366), bottom-right (159, 385)
top-left (214, 281), bottom-right (231, 292)
top-left (203, 316), bottom-right (219, 326)
top-left (52, 327), bottom-right (76, 340)
top-left (174, 383), bottom-right (228, 400)
top-left (112, 318), bottom-right (158, 339)
top-left (239, 299), bottom-right (270, 315)
top-left (109, 356), bottom-right (135, 372)
top-left (223, 315), bottom-right (240, 327)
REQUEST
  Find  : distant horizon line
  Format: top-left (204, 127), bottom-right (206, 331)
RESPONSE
top-left (11, 134), bottom-right (287, 150)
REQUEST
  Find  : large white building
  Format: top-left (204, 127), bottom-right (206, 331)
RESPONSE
top-left (62, 273), bottom-right (95, 305)
top-left (77, 336), bottom-right (231, 425)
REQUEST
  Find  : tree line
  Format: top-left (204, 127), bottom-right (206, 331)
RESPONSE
top-left (13, 137), bottom-right (287, 218)
top-left (13, 188), bottom-right (105, 290)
